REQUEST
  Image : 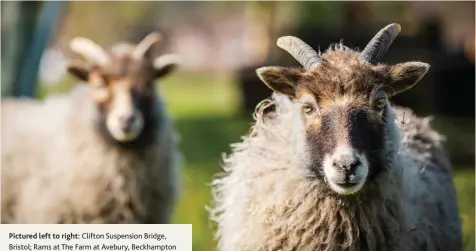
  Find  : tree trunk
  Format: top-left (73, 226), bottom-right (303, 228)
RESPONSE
top-left (17, 1), bottom-right (66, 98)
top-left (1, 1), bottom-right (66, 98)
top-left (1, 2), bottom-right (40, 97)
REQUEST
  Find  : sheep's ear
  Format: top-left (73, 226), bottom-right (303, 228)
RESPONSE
top-left (153, 54), bottom-right (179, 79)
top-left (256, 66), bottom-right (305, 98)
top-left (67, 61), bottom-right (90, 82)
top-left (387, 62), bottom-right (430, 96)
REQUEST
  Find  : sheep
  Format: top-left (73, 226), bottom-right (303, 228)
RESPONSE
top-left (1, 32), bottom-right (182, 224)
top-left (210, 23), bottom-right (463, 251)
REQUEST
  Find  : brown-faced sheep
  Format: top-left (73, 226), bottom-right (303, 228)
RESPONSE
top-left (210, 23), bottom-right (462, 251)
top-left (1, 32), bottom-right (181, 224)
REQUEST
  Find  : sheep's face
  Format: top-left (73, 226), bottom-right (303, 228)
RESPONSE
top-left (67, 47), bottom-right (178, 144)
top-left (257, 49), bottom-right (429, 195)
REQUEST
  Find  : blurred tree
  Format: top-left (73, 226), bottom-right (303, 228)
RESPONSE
top-left (60, 2), bottom-right (154, 47)
top-left (1, 1), bottom-right (41, 97)
top-left (1, 1), bottom-right (65, 98)
top-left (238, 1), bottom-right (299, 116)
top-left (17, 1), bottom-right (66, 98)
top-left (295, 2), bottom-right (343, 29)
top-left (342, 2), bottom-right (374, 32)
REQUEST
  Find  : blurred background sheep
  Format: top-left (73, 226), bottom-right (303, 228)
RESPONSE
top-left (1, 32), bottom-right (182, 224)
top-left (1, 1), bottom-right (474, 250)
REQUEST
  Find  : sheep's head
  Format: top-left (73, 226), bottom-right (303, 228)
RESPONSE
top-left (67, 33), bottom-right (179, 144)
top-left (257, 24), bottom-right (429, 195)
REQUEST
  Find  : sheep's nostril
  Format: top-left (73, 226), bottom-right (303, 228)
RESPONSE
top-left (333, 158), bottom-right (361, 173)
top-left (120, 115), bottom-right (135, 132)
top-left (348, 159), bottom-right (361, 171)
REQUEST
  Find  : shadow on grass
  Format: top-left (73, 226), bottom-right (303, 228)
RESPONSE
top-left (171, 114), bottom-right (251, 251)
top-left (432, 116), bottom-right (475, 166)
top-left (175, 114), bottom-right (251, 176)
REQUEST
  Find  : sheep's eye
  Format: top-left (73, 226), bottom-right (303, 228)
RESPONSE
top-left (302, 103), bottom-right (315, 115)
top-left (374, 98), bottom-right (386, 110)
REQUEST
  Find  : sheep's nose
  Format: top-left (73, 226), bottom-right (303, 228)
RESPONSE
top-left (332, 153), bottom-right (361, 174)
top-left (120, 115), bottom-right (135, 132)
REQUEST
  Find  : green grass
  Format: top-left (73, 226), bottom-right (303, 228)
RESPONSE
top-left (160, 72), bottom-right (249, 250)
top-left (39, 71), bottom-right (475, 251)
top-left (455, 168), bottom-right (475, 251)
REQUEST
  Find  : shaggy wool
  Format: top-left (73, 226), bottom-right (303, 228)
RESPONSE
top-left (211, 93), bottom-right (462, 251)
top-left (1, 85), bottom-right (181, 223)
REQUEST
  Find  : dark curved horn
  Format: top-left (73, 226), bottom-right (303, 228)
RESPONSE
top-left (277, 36), bottom-right (321, 70)
top-left (359, 23), bottom-right (401, 65)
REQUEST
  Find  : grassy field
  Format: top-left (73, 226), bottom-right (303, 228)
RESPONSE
top-left (40, 71), bottom-right (475, 251)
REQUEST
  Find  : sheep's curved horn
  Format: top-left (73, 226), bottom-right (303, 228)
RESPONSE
top-left (359, 23), bottom-right (401, 65)
top-left (153, 53), bottom-right (181, 69)
top-left (69, 37), bottom-right (109, 66)
top-left (132, 32), bottom-right (162, 59)
top-left (277, 36), bottom-right (321, 70)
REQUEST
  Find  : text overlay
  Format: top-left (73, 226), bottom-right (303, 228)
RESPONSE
top-left (1, 224), bottom-right (192, 251)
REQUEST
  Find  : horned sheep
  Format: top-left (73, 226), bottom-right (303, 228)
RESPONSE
top-left (1, 33), bottom-right (181, 223)
top-left (211, 23), bottom-right (462, 251)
